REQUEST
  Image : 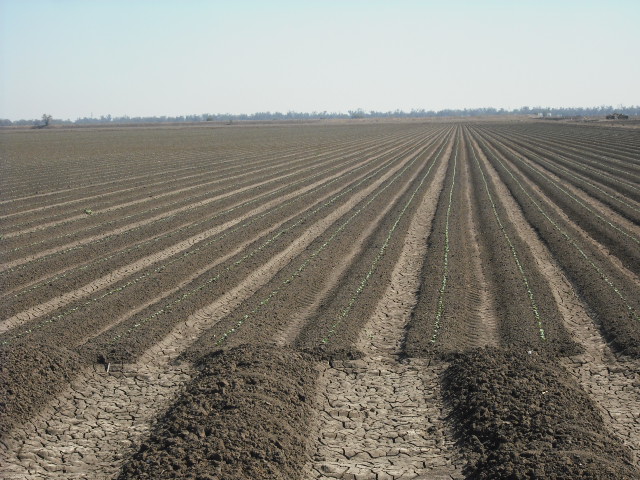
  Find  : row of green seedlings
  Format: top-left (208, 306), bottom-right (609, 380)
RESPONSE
top-left (430, 135), bottom-right (458, 343)
top-left (2, 136), bottom-right (332, 231)
top-left (1, 133), bottom-right (434, 345)
top-left (6, 129), bottom-right (440, 303)
top-left (213, 132), bottom-right (451, 346)
top-left (0, 141), bottom-right (243, 195)
top-left (104, 132), bottom-right (448, 347)
top-left (4, 176), bottom-right (251, 252)
top-left (1, 144), bottom-right (273, 230)
top-left (2, 149), bottom-right (303, 241)
top-left (0, 128), bottom-right (406, 229)
top-left (2, 136), bottom-right (370, 254)
top-left (484, 129), bottom-right (640, 228)
top-left (0, 132), bottom-right (406, 276)
top-left (0, 133), bottom-right (323, 202)
top-left (467, 129), bottom-right (546, 341)
top-left (498, 133), bottom-right (640, 243)
top-left (320, 134), bottom-right (452, 345)
top-left (473, 130), bottom-right (640, 323)
top-left (494, 129), bottom-right (640, 208)
top-left (3, 127), bottom-right (435, 265)
top-left (4, 129), bottom-right (395, 234)
top-left (501, 128), bottom-right (640, 186)
top-left (511, 126), bottom-right (640, 162)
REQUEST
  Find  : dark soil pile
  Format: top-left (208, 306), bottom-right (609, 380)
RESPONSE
top-left (118, 345), bottom-right (317, 480)
top-left (0, 343), bottom-right (80, 439)
top-left (442, 347), bottom-right (639, 479)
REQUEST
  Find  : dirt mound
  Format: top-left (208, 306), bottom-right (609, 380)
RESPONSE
top-left (0, 343), bottom-right (80, 439)
top-left (117, 345), bottom-right (317, 480)
top-left (442, 347), bottom-right (639, 479)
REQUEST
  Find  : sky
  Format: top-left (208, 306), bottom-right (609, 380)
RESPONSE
top-left (1, 0), bottom-right (638, 120)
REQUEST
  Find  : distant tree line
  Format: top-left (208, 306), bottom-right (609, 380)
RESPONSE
top-left (1, 105), bottom-right (638, 127)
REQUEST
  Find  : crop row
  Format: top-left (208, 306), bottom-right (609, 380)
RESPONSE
top-left (498, 122), bottom-right (640, 162)
top-left (483, 127), bottom-right (640, 221)
top-left (1, 131), bottom-right (436, 345)
top-left (475, 128), bottom-right (640, 278)
top-left (1, 128), bottom-right (409, 234)
top-left (0, 126), bottom-right (450, 434)
top-left (0, 124), bottom-right (381, 200)
top-left (499, 126), bottom-right (640, 180)
top-left (1, 128), bottom-right (425, 282)
top-left (290, 131), bottom-right (453, 356)
top-left (1, 128), bottom-right (446, 331)
top-left (471, 127), bottom-right (640, 357)
top-left (99, 128), bottom-right (451, 362)
top-left (496, 126), bottom-right (640, 182)
top-left (1, 139), bottom-right (335, 236)
top-left (2, 129), bottom-right (425, 261)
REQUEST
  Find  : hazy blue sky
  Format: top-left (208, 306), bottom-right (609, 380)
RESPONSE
top-left (1, 0), bottom-right (638, 120)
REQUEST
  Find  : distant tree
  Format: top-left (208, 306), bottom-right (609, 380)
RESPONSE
top-left (41, 114), bottom-right (52, 127)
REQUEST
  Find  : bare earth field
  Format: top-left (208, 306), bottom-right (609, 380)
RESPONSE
top-left (1, 120), bottom-right (639, 479)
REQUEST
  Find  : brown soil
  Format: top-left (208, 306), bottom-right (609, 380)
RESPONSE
top-left (117, 345), bottom-right (317, 480)
top-left (404, 132), bottom-right (499, 356)
top-left (443, 347), bottom-right (639, 479)
top-left (471, 128), bottom-right (640, 357)
top-left (1, 122), bottom-right (639, 480)
top-left (479, 128), bottom-right (640, 277)
top-left (0, 343), bottom-right (80, 437)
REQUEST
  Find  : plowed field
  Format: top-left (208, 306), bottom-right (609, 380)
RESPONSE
top-left (1, 121), bottom-right (639, 479)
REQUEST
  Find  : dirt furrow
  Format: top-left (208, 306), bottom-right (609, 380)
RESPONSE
top-left (484, 127), bottom-right (640, 234)
top-left (474, 129), bottom-right (640, 288)
top-left (502, 126), bottom-right (640, 178)
top-left (1, 129), bottom-right (430, 286)
top-left (489, 128), bottom-right (640, 227)
top-left (1, 131), bottom-right (393, 238)
top-left (0, 180), bottom-right (271, 270)
top-left (2, 122), bottom-right (637, 480)
top-left (3, 131), bottom-right (442, 356)
top-left (0, 127), bottom-right (411, 218)
top-left (474, 129), bottom-right (640, 358)
top-left (307, 134), bottom-right (461, 479)
top-left (0, 143), bottom-right (385, 299)
top-left (153, 130), bottom-right (448, 360)
top-left (459, 140), bottom-right (499, 349)
top-left (516, 145), bottom-right (640, 235)
top-left (0, 158), bottom-right (336, 269)
top-left (2, 159), bottom-right (282, 239)
top-left (0, 150), bottom-right (248, 217)
top-left (502, 129), bottom-right (640, 191)
top-left (1, 145), bottom-right (400, 334)
top-left (0, 128), bottom-right (336, 208)
top-left (273, 136), bottom-right (450, 349)
top-left (270, 197), bottom-right (402, 348)
top-left (516, 129), bottom-right (640, 179)
top-left (214, 131), bottom-right (444, 352)
top-left (500, 123), bottom-right (640, 163)
top-left (480, 130), bottom-right (640, 262)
